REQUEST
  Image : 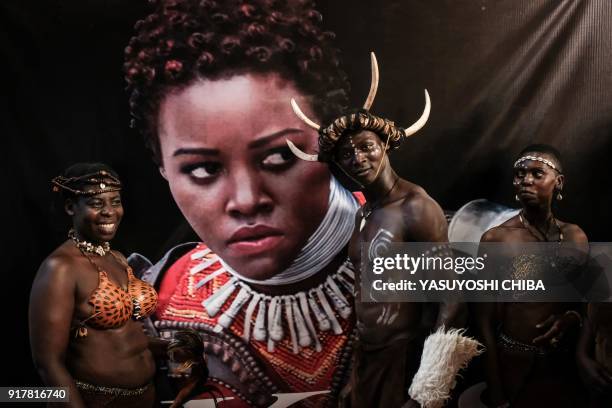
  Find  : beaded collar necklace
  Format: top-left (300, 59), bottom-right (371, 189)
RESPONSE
top-left (190, 248), bottom-right (355, 355)
top-left (68, 229), bottom-right (110, 256)
top-left (518, 211), bottom-right (564, 242)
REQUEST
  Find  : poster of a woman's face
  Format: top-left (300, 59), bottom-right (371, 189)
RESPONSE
top-left (120, 1), bottom-right (361, 405)
top-left (157, 73), bottom-right (330, 280)
top-left (8, 0), bottom-right (612, 405)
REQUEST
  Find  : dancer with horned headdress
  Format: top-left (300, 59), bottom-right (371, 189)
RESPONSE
top-left (288, 53), bottom-right (482, 408)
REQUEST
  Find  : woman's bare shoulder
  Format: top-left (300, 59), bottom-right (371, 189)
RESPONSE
top-left (35, 244), bottom-right (80, 286)
top-left (557, 221), bottom-right (588, 243)
top-left (481, 217), bottom-right (521, 242)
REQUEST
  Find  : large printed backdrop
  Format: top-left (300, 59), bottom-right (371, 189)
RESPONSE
top-left (4, 0), bottom-right (611, 385)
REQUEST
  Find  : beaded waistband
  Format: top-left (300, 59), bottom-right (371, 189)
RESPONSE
top-left (497, 332), bottom-right (567, 355)
top-left (75, 380), bottom-right (150, 397)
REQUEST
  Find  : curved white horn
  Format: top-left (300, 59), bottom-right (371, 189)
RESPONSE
top-left (290, 98), bottom-right (320, 131)
top-left (363, 52), bottom-right (379, 110)
top-left (403, 89), bottom-right (431, 137)
top-left (286, 139), bottom-right (319, 162)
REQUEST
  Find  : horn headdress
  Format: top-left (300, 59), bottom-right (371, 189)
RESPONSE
top-left (287, 52), bottom-right (431, 162)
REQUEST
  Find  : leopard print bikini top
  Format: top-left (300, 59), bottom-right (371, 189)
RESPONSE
top-left (74, 252), bottom-right (158, 336)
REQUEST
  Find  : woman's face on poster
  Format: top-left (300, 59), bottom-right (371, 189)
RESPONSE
top-left (157, 73), bottom-right (330, 280)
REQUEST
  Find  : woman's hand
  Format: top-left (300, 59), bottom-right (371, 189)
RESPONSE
top-left (532, 311), bottom-right (581, 346)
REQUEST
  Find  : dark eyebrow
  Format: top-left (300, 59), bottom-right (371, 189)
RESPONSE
top-left (172, 128), bottom-right (304, 156)
top-left (173, 147), bottom-right (219, 157)
top-left (248, 128), bottom-right (303, 149)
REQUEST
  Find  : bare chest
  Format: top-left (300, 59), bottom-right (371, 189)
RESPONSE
top-left (349, 206), bottom-right (407, 268)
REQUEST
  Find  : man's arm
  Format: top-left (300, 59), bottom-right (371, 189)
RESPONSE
top-left (576, 310), bottom-right (612, 395)
top-left (474, 228), bottom-right (508, 407)
top-left (401, 193), bottom-right (466, 328)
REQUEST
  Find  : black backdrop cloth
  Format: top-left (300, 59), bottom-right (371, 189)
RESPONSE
top-left (3, 0), bottom-right (611, 385)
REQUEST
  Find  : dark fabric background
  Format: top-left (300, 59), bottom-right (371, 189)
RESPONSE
top-left (4, 0), bottom-right (611, 385)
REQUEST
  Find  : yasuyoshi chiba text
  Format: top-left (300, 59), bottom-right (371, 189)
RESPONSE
top-left (372, 279), bottom-right (546, 292)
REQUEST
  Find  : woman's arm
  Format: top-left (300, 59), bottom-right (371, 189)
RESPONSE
top-left (576, 308), bottom-right (612, 395)
top-left (29, 256), bottom-right (86, 408)
top-left (148, 336), bottom-right (170, 359)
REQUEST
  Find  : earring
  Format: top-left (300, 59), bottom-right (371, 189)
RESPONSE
top-left (557, 191), bottom-right (563, 201)
top-left (515, 195), bottom-right (520, 202)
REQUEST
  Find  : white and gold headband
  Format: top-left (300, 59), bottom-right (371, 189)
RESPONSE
top-left (513, 155), bottom-right (559, 172)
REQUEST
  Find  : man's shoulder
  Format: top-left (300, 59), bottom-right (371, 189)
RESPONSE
top-left (397, 183), bottom-right (447, 241)
top-left (399, 185), bottom-right (444, 222)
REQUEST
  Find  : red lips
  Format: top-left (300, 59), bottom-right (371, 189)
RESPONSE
top-left (227, 225), bottom-right (284, 256)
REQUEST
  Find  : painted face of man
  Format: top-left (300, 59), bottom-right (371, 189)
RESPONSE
top-left (334, 129), bottom-right (388, 186)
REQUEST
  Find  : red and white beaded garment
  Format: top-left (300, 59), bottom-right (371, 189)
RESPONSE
top-left (155, 244), bottom-right (356, 407)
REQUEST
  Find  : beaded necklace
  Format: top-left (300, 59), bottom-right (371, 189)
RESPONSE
top-left (518, 210), bottom-right (564, 242)
top-left (68, 229), bottom-right (110, 256)
top-left (192, 248), bottom-right (356, 355)
top-left (360, 176), bottom-right (400, 231)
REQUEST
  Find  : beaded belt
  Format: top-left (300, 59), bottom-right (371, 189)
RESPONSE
top-left (75, 380), bottom-right (150, 397)
top-left (497, 332), bottom-right (567, 355)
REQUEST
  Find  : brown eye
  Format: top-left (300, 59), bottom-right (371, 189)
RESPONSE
top-left (262, 149), bottom-right (293, 166)
top-left (181, 162), bottom-right (222, 180)
top-left (261, 147), bottom-right (296, 170)
top-left (192, 165), bottom-right (220, 179)
top-left (88, 199), bottom-right (103, 209)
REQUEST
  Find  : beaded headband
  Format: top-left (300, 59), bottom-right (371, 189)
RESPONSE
top-left (513, 155), bottom-right (559, 172)
top-left (51, 170), bottom-right (122, 196)
top-left (286, 52), bottom-right (431, 162)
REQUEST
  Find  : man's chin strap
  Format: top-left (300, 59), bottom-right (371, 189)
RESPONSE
top-left (372, 134), bottom-right (391, 180)
top-left (408, 327), bottom-right (484, 408)
top-left (332, 159), bottom-right (365, 190)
